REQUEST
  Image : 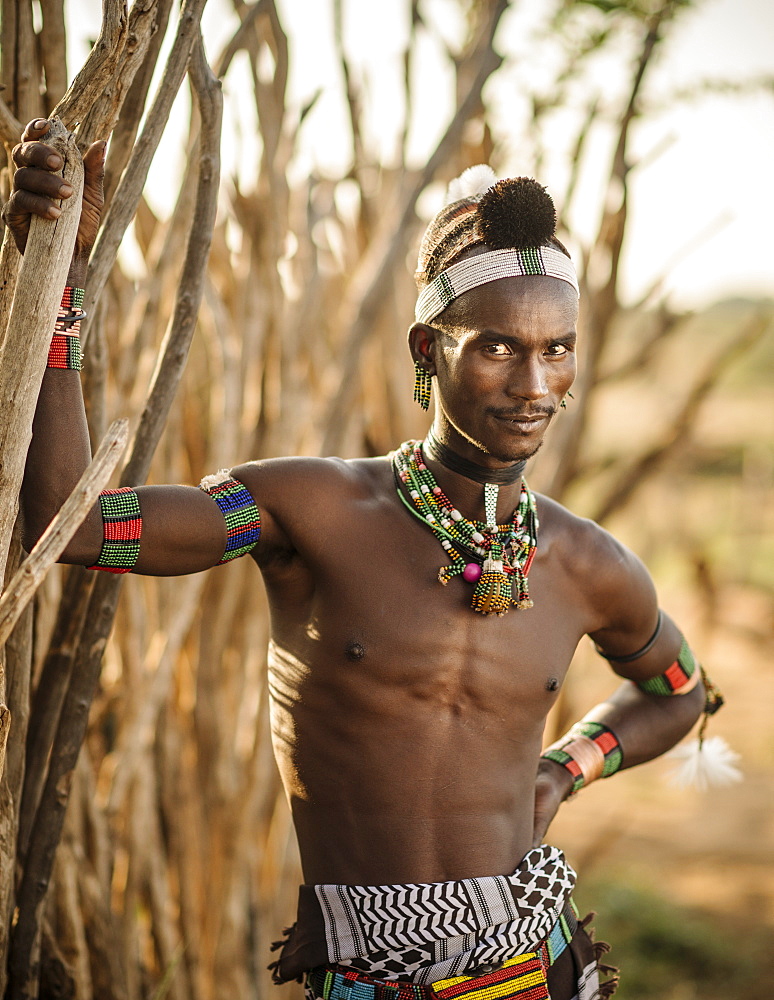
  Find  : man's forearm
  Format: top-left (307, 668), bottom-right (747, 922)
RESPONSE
top-left (21, 275), bottom-right (100, 558)
top-left (575, 678), bottom-right (705, 770)
top-left (543, 677), bottom-right (705, 802)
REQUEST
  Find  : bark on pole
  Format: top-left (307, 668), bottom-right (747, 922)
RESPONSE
top-left (0, 118), bottom-right (83, 585)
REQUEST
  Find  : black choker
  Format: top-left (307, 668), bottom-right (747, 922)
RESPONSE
top-left (424, 428), bottom-right (527, 486)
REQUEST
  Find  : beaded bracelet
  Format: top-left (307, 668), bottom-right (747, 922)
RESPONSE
top-left (199, 472), bottom-right (261, 563)
top-left (87, 488), bottom-right (142, 574)
top-left (635, 637), bottom-right (700, 697)
top-left (541, 721), bottom-right (623, 796)
top-left (47, 286), bottom-right (86, 371)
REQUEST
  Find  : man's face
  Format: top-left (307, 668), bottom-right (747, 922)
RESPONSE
top-left (425, 275), bottom-right (578, 466)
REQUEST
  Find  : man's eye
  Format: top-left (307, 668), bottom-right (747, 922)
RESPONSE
top-left (545, 344), bottom-right (569, 357)
top-left (485, 343), bottom-right (510, 356)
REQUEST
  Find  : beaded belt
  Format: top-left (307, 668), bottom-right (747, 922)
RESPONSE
top-left (306, 903), bottom-right (578, 1000)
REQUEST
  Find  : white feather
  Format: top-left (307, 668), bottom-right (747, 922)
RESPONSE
top-left (666, 736), bottom-right (742, 791)
top-left (446, 165), bottom-right (498, 205)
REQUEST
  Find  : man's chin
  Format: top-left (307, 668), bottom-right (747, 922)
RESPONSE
top-left (488, 438), bottom-right (544, 465)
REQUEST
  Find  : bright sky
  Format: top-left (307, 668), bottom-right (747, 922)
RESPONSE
top-left (65, 0), bottom-right (773, 310)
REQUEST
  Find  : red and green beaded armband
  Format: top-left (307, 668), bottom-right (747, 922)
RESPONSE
top-left (48, 286), bottom-right (85, 371)
top-left (87, 488), bottom-right (142, 574)
top-left (199, 472), bottom-right (261, 563)
top-left (636, 638), bottom-right (699, 696)
top-left (542, 721), bottom-right (623, 795)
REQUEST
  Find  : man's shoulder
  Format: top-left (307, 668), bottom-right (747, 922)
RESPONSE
top-left (232, 453), bottom-right (393, 506)
top-left (535, 492), bottom-right (648, 594)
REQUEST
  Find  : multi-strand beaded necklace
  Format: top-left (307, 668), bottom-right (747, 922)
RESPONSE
top-left (392, 440), bottom-right (538, 617)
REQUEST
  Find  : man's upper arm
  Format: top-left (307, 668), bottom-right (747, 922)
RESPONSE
top-left (64, 461), bottom-right (292, 577)
top-left (580, 524), bottom-right (685, 683)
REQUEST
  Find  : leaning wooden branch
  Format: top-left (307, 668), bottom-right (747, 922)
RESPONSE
top-left (122, 31), bottom-right (223, 485)
top-left (0, 93), bottom-right (23, 151)
top-left (0, 118), bottom-right (83, 585)
top-left (0, 419), bottom-right (127, 649)
top-left (82, 0), bottom-right (209, 335)
top-left (50, 0), bottom-right (129, 128)
top-left (72, 0), bottom-right (161, 149)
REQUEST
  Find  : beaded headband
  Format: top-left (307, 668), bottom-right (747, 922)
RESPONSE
top-left (415, 246), bottom-right (579, 324)
top-left (414, 167), bottom-right (579, 325)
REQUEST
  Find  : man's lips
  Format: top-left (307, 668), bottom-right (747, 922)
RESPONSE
top-left (491, 410), bottom-right (553, 424)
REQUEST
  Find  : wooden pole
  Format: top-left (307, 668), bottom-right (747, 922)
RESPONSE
top-left (0, 118), bottom-right (83, 585)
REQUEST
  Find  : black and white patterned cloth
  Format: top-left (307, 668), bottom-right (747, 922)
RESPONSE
top-left (314, 844), bottom-right (577, 985)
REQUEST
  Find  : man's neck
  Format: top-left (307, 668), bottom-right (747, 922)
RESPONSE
top-left (424, 427), bottom-right (526, 486)
top-left (420, 429), bottom-right (526, 524)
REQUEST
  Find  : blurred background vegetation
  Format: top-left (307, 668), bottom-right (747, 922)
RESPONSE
top-left (0, 0), bottom-right (771, 997)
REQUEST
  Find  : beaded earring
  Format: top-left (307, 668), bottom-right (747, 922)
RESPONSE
top-left (560, 390), bottom-right (574, 410)
top-left (413, 362), bottom-right (432, 411)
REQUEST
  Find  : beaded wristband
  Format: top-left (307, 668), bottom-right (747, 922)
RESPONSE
top-left (47, 286), bottom-right (86, 371)
top-left (542, 721), bottom-right (623, 796)
top-left (199, 473), bottom-right (261, 563)
top-left (87, 488), bottom-right (142, 574)
top-left (635, 637), bottom-right (699, 696)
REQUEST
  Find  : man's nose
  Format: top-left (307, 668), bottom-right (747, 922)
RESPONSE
top-left (507, 358), bottom-right (548, 400)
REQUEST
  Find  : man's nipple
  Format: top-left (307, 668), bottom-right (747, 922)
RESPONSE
top-left (345, 641), bottom-right (365, 661)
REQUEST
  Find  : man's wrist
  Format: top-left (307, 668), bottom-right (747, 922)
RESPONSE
top-left (537, 755), bottom-right (576, 802)
top-left (541, 721), bottom-right (624, 796)
top-left (66, 251), bottom-right (90, 289)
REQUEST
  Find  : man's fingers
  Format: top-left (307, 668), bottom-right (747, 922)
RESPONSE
top-left (12, 165), bottom-right (73, 202)
top-left (4, 189), bottom-right (62, 223)
top-left (21, 118), bottom-right (50, 143)
top-left (12, 140), bottom-right (63, 172)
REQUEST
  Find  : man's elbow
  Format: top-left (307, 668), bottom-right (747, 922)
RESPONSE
top-left (21, 510), bottom-right (48, 555)
top-left (20, 502), bottom-right (101, 565)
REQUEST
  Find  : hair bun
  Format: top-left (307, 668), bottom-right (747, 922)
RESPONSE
top-left (478, 177), bottom-right (556, 250)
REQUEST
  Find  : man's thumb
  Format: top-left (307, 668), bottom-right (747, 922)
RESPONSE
top-left (82, 140), bottom-right (107, 194)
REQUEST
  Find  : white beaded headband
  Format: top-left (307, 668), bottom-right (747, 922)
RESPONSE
top-left (414, 166), bottom-right (579, 325)
top-left (415, 246), bottom-right (579, 325)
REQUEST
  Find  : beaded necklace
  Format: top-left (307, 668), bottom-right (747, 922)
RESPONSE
top-left (392, 440), bottom-right (538, 616)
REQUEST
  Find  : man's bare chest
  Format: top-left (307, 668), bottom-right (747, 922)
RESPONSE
top-left (266, 494), bottom-right (589, 716)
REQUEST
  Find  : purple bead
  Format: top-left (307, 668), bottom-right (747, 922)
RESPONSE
top-left (463, 562), bottom-right (482, 583)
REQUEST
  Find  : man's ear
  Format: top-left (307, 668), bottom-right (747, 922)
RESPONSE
top-left (408, 323), bottom-right (438, 375)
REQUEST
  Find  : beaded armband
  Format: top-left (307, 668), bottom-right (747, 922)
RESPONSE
top-left (88, 488), bottom-right (142, 574)
top-left (595, 610), bottom-right (662, 663)
top-left (636, 637), bottom-right (700, 696)
top-left (542, 721), bottom-right (623, 796)
top-left (47, 286), bottom-right (85, 371)
top-left (199, 472), bottom-right (261, 563)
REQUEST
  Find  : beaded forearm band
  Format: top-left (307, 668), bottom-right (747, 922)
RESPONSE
top-left (47, 286), bottom-right (86, 371)
top-left (635, 637), bottom-right (700, 697)
top-left (87, 487), bottom-right (142, 573)
top-left (542, 721), bottom-right (624, 796)
top-left (199, 472), bottom-right (261, 563)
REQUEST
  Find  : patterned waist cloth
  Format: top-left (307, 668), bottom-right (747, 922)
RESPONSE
top-left (306, 902), bottom-right (580, 1000)
top-left (271, 846), bottom-right (615, 998)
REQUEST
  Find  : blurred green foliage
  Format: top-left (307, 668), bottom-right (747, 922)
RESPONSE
top-left (574, 879), bottom-right (774, 999)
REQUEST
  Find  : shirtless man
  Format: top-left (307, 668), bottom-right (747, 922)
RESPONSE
top-left (6, 123), bottom-right (708, 1000)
